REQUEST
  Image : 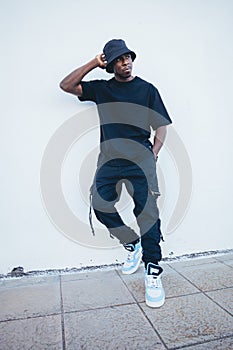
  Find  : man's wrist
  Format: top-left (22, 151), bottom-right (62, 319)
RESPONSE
top-left (153, 150), bottom-right (158, 161)
top-left (92, 57), bottom-right (100, 68)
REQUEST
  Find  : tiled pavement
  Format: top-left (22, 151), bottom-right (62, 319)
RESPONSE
top-left (0, 253), bottom-right (233, 350)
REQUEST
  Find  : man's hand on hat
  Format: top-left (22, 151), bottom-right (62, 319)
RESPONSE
top-left (96, 53), bottom-right (107, 69)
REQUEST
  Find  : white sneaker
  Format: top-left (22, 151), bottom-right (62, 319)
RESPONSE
top-left (145, 262), bottom-right (165, 308)
top-left (121, 241), bottom-right (142, 275)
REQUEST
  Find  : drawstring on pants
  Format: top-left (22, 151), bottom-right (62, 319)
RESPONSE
top-left (89, 188), bottom-right (95, 236)
top-left (89, 185), bottom-right (115, 239)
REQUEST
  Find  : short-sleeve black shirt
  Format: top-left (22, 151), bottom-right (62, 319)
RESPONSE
top-left (78, 76), bottom-right (172, 164)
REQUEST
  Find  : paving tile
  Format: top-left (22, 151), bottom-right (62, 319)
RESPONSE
top-left (215, 253), bottom-right (233, 268)
top-left (0, 315), bottom-right (62, 350)
top-left (60, 267), bottom-right (116, 282)
top-left (64, 304), bottom-right (166, 350)
top-left (0, 274), bottom-right (60, 288)
top-left (168, 257), bottom-right (218, 270)
top-left (160, 263), bottom-right (200, 298)
top-left (119, 264), bottom-right (199, 303)
top-left (186, 336), bottom-right (233, 350)
top-left (206, 288), bottom-right (233, 315)
top-left (0, 277), bottom-right (61, 321)
top-left (140, 293), bottom-right (233, 349)
top-left (214, 252), bottom-right (233, 261)
top-left (170, 261), bottom-right (233, 291)
top-left (61, 269), bottom-right (135, 312)
top-left (116, 265), bottom-right (145, 302)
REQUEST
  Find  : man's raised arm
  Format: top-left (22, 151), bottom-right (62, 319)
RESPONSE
top-left (59, 54), bottom-right (107, 96)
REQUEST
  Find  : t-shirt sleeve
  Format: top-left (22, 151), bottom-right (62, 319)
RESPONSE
top-left (149, 85), bottom-right (172, 130)
top-left (78, 80), bottom-right (99, 103)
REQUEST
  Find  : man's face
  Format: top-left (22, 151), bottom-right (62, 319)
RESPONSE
top-left (113, 53), bottom-right (133, 79)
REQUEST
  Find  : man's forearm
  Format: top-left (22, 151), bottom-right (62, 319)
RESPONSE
top-left (59, 57), bottom-right (99, 94)
top-left (152, 126), bottom-right (167, 157)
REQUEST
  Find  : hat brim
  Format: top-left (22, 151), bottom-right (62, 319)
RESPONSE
top-left (106, 50), bottom-right (136, 73)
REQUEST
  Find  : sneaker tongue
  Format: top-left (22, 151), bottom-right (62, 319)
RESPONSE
top-left (147, 263), bottom-right (163, 276)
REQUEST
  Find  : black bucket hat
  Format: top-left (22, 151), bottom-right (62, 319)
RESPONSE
top-left (103, 39), bottom-right (136, 73)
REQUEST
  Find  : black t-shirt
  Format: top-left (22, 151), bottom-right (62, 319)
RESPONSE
top-left (78, 76), bottom-right (172, 164)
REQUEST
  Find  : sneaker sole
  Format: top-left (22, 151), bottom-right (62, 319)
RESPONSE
top-left (145, 297), bottom-right (165, 308)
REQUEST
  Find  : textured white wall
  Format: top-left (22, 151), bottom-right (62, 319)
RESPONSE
top-left (1, 0), bottom-right (233, 274)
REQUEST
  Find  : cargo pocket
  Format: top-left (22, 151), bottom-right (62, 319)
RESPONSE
top-left (145, 156), bottom-right (164, 240)
top-left (147, 156), bottom-right (160, 197)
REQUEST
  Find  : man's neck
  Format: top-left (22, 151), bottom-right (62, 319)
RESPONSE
top-left (114, 74), bottom-right (135, 82)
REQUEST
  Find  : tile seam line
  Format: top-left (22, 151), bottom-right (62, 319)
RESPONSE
top-left (221, 261), bottom-right (233, 269)
top-left (59, 274), bottom-right (66, 350)
top-left (203, 291), bottom-right (233, 317)
top-left (167, 286), bottom-right (233, 299)
top-left (167, 263), bottom-right (233, 317)
top-left (0, 312), bottom-right (62, 324)
top-left (166, 264), bottom-right (233, 294)
top-left (115, 268), bottom-right (169, 350)
top-left (62, 301), bottom-right (137, 315)
top-left (0, 281), bottom-right (60, 291)
top-left (167, 262), bottom-right (225, 292)
top-left (167, 334), bottom-right (233, 350)
top-left (42, 290), bottom-right (219, 316)
top-left (167, 263), bottom-right (206, 292)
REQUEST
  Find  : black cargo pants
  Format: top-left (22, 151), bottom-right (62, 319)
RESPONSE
top-left (91, 157), bottom-right (163, 265)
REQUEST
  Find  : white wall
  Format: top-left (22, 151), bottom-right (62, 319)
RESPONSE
top-left (1, 0), bottom-right (233, 274)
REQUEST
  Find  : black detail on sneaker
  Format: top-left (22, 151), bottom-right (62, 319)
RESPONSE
top-left (147, 262), bottom-right (163, 276)
top-left (124, 244), bottom-right (135, 252)
top-left (124, 238), bottom-right (140, 252)
top-left (144, 261), bottom-right (158, 269)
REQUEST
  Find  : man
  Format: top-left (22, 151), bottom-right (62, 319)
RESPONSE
top-left (60, 39), bottom-right (172, 307)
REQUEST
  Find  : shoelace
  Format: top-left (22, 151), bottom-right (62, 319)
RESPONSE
top-left (126, 251), bottom-right (134, 262)
top-left (147, 275), bottom-right (160, 288)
